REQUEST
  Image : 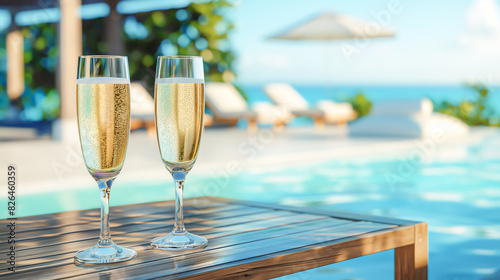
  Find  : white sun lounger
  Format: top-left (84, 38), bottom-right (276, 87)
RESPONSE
top-left (205, 83), bottom-right (292, 130)
top-left (264, 83), bottom-right (356, 126)
top-left (130, 82), bottom-right (213, 131)
top-left (349, 98), bottom-right (469, 138)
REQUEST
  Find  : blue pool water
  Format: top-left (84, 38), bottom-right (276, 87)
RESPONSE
top-left (241, 84), bottom-right (500, 109)
top-left (219, 132), bottom-right (500, 280)
top-left (22, 129), bottom-right (500, 279)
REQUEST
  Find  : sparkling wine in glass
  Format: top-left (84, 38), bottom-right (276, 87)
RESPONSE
top-left (74, 55), bottom-right (137, 264)
top-left (151, 56), bottom-right (207, 250)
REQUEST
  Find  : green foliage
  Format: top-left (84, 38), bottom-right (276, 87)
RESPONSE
top-left (83, 0), bottom-right (237, 93)
top-left (233, 84), bottom-right (248, 101)
top-left (435, 83), bottom-right (496, 126)
top-left (82, 17), bottom-right (107, 55)
top-left (7, 23), bottom-right (60, 120)
top-left (347, 92), bottom-right (372, 118)
top-left (0, 84), bottom-right (8, 119)
top-left (0, 0), bottom-right (237, 120)
top-left (23, 23), bottom-right (59, 93)
top-left (40, 89), bottom-right (61, 120)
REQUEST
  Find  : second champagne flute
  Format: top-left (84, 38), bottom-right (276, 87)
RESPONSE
top-left (151, 56), bottom-right (207, 250)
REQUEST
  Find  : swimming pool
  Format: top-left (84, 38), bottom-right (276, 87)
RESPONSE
top-left (248, 133), bottom-right (500, 280)
top-left (16, 128), bottom-right (500, 279)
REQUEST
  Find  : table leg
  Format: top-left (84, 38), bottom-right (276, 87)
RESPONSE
top-left (395, 223), bottom-right (428, 280)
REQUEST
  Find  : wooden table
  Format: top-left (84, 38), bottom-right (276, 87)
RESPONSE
top-left (1, 197), bottom-right (427, 279)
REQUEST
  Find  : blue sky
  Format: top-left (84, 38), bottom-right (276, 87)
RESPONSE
top-left (1, 0), bottom-right (499, 85)
top-left (231, 0), bottom-right (500, 85)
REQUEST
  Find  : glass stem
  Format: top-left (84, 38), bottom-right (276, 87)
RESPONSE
top-left (97, 179), bottom-right (113, 245)
top-left (172, 172), bottom-right (187, 234)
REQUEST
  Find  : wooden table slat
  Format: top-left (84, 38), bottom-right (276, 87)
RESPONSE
top-left (14, 214), bottom-right (331, 272)
top-left (16, 199), bottom-right (220, 223)
top-left (0, 209), bottom-right (299, 264)
top-left (14, 217), bottom-right (343, 277)
top-left (76, 222), bottom-right (393, 280)
top-left (0, 204), bottom-right (246, 238)
top-left (2, 205), bottom-right (262, 243)
top-left (8, 221), bottom-right (389, 280)
top-left (17, 212), bottom-right (326, 263)
top-left (222, 197), bottom-right (422, 226)
top-left (0, 197), bottom-right (427, 280)
top-left (2, 211), bottom-right (297, 271)
top-left (175, 226), bottom-right (416, 280)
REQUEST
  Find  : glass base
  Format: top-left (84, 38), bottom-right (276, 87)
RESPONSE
top-left (74, 241), bottom-right (137, 264)
top-left (151, 231), bottom-right (208, 251)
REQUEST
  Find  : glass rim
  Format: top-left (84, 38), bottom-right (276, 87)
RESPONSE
top-left (79, 55), bottom-right (128, 59)
top-left (157, 55), bottom-right (202, 59)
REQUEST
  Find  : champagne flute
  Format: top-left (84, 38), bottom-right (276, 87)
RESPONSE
top-left (74, 55), bottom-right (137, 264)
top-left (151, 56), bottom-right (207, 250)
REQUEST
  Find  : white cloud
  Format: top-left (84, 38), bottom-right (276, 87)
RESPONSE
top-left (459, 0), bottom-right (500, 53)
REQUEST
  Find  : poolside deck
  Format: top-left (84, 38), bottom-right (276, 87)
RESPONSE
top-left (0, 197), bottom-right (427, 279)
top-left (0, 126), bottom-right (487, 197)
